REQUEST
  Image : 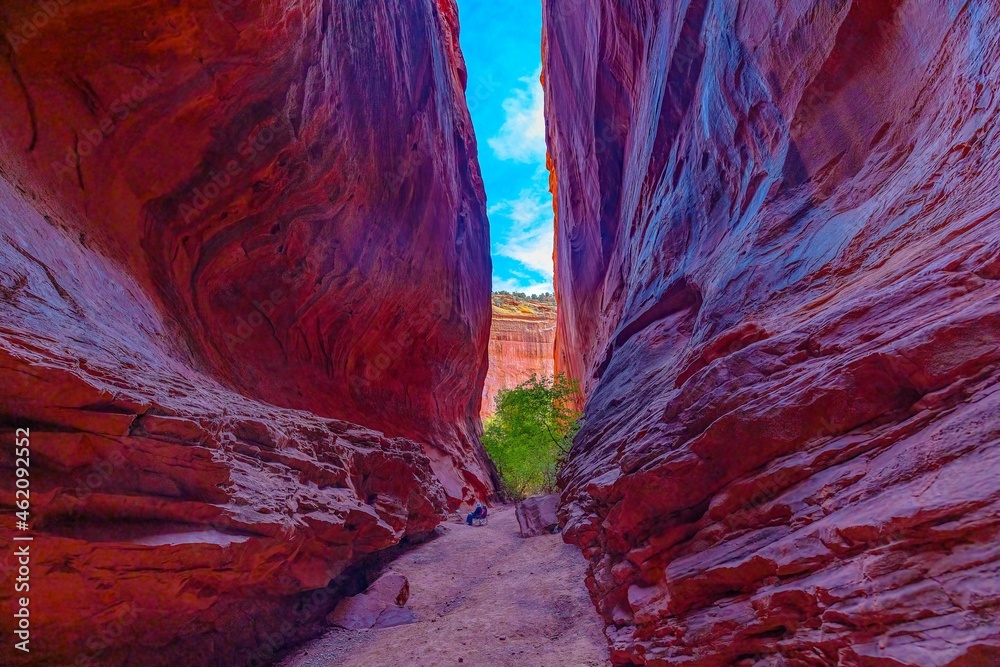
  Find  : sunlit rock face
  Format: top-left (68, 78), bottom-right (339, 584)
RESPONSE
top-left (481, 295), bottom-right (556, 418)
top-left (0, 0), bottom-right (494, 504)
top-left (0, 0), bottom-right (489, 663)
top-left (543, 0), bottom-right (1000, 664)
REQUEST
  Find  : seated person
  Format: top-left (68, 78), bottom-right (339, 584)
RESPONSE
top-left (466, 503), bottom-right (486, 525)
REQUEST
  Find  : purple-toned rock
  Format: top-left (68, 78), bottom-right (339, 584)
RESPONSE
top-left (374, 606), bottom-right (418, 629)
top-left (544, 0), bottom-right (1000, 664)
top-left (0, 1), bottom-right (487, 664)
top-left (366, 572), bottom-right (410, 608)
top-left (328, 572), bottom-right (411, 630)
top-left (515, 494), bottom-right (560, 537)
top-left (328, 594), bottom-right (386, 631)
top-left (0, 0), bottom-right (495, 507)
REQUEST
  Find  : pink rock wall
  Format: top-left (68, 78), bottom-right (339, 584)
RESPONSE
top-left (543, 0), bottom-right (1000, 664)
top-left (481, 298), bottom-right (557, 418)
top-left (0, 174), bottom-right (448, 666)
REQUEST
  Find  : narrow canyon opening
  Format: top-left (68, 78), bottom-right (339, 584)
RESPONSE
top-left (1, 1), bottom-right (999, 666)
top-left (455, 1), bottom-right (564, 501)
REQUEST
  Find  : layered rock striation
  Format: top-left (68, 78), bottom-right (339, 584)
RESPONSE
top-left (0, 174), bottom-right (449, 666)
top-left (544, 0), bottom-right (1000, 664)
top-left (0, 0), bottom-right (494, 503)
top-left (481, 294), bottom-right (557, 418)
top-left (0, 0), bottom-right (490, 664)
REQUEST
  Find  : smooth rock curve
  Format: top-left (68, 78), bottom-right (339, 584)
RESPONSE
top-left (0, 0), bottom-right (494, 503)
top-left (0, 0), bottom-right (491, 664)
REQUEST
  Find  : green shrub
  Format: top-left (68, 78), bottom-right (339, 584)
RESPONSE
top-left (482, 373), bottom-right (581, 500)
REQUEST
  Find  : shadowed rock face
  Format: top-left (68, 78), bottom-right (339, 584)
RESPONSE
top-left (544, 0), bottom-right (1000, 664)
top-left (0, 175), bottom-right (449, 666)
top-left (481, 295), bottom-right (556, 418)
top-left (0, 0), bottom-right (494, 503)
top-left (0, 0), bottom-right (489, 664)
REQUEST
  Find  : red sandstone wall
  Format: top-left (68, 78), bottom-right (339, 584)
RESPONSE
top-left (0, 1), bottom-right (489, 664)
top-left (0, 0), bottom-right (493, 504)
top-left (544, 0), bottom-right (1000, 664)
top-left (481, 298), bottom-right (557, 418)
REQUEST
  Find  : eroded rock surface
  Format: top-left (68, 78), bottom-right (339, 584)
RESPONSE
top-left (544, 0), bottom-right (1000, 664)
top-left (0, 0), bottom-right (490, 664)
top-left (482, 294), bottom-right (556, 418)
top-left (0, 158), bottom-right (449, 667)
top-left (0, 0), bottom-right (494, 503)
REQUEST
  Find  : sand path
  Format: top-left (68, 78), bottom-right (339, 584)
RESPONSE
top-left (277, 505), bottom-right (610, 667)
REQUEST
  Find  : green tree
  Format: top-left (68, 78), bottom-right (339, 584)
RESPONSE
top-left (482, 373), bottom-right (581, 500)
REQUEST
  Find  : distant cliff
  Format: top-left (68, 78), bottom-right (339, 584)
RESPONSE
top-left (481, 294), bottom-right (556, 418)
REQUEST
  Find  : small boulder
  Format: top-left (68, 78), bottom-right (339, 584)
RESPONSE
top-left (374, 605), bottom-right (417, 628)
top-left (366, 571), bottom-right (410, 607)
top-left (515, 493), bottom-right (560, 537)
top-left (327, 571), bottom-right (410, 629)
top-left (327, 593), bottom-right (384, 630)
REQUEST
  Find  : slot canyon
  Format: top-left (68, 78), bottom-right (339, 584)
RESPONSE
top-left (0, 1), bottom-right (996, 666)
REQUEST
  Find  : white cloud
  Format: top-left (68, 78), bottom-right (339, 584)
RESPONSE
top-left (486, 67), bottom-right (553, 295)
top-left (488, 68), bottom-right (546, 164)
top-left (490, 185), bottom-right (554, 290)
top-left (499, 222), bottom-right (553, 276)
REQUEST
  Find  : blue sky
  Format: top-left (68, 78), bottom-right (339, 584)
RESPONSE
top-left (457, 1), bottom-right (554, 295)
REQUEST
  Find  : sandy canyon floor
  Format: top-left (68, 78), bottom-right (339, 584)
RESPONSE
top-left (277, 505), bottom-right (609, 667)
